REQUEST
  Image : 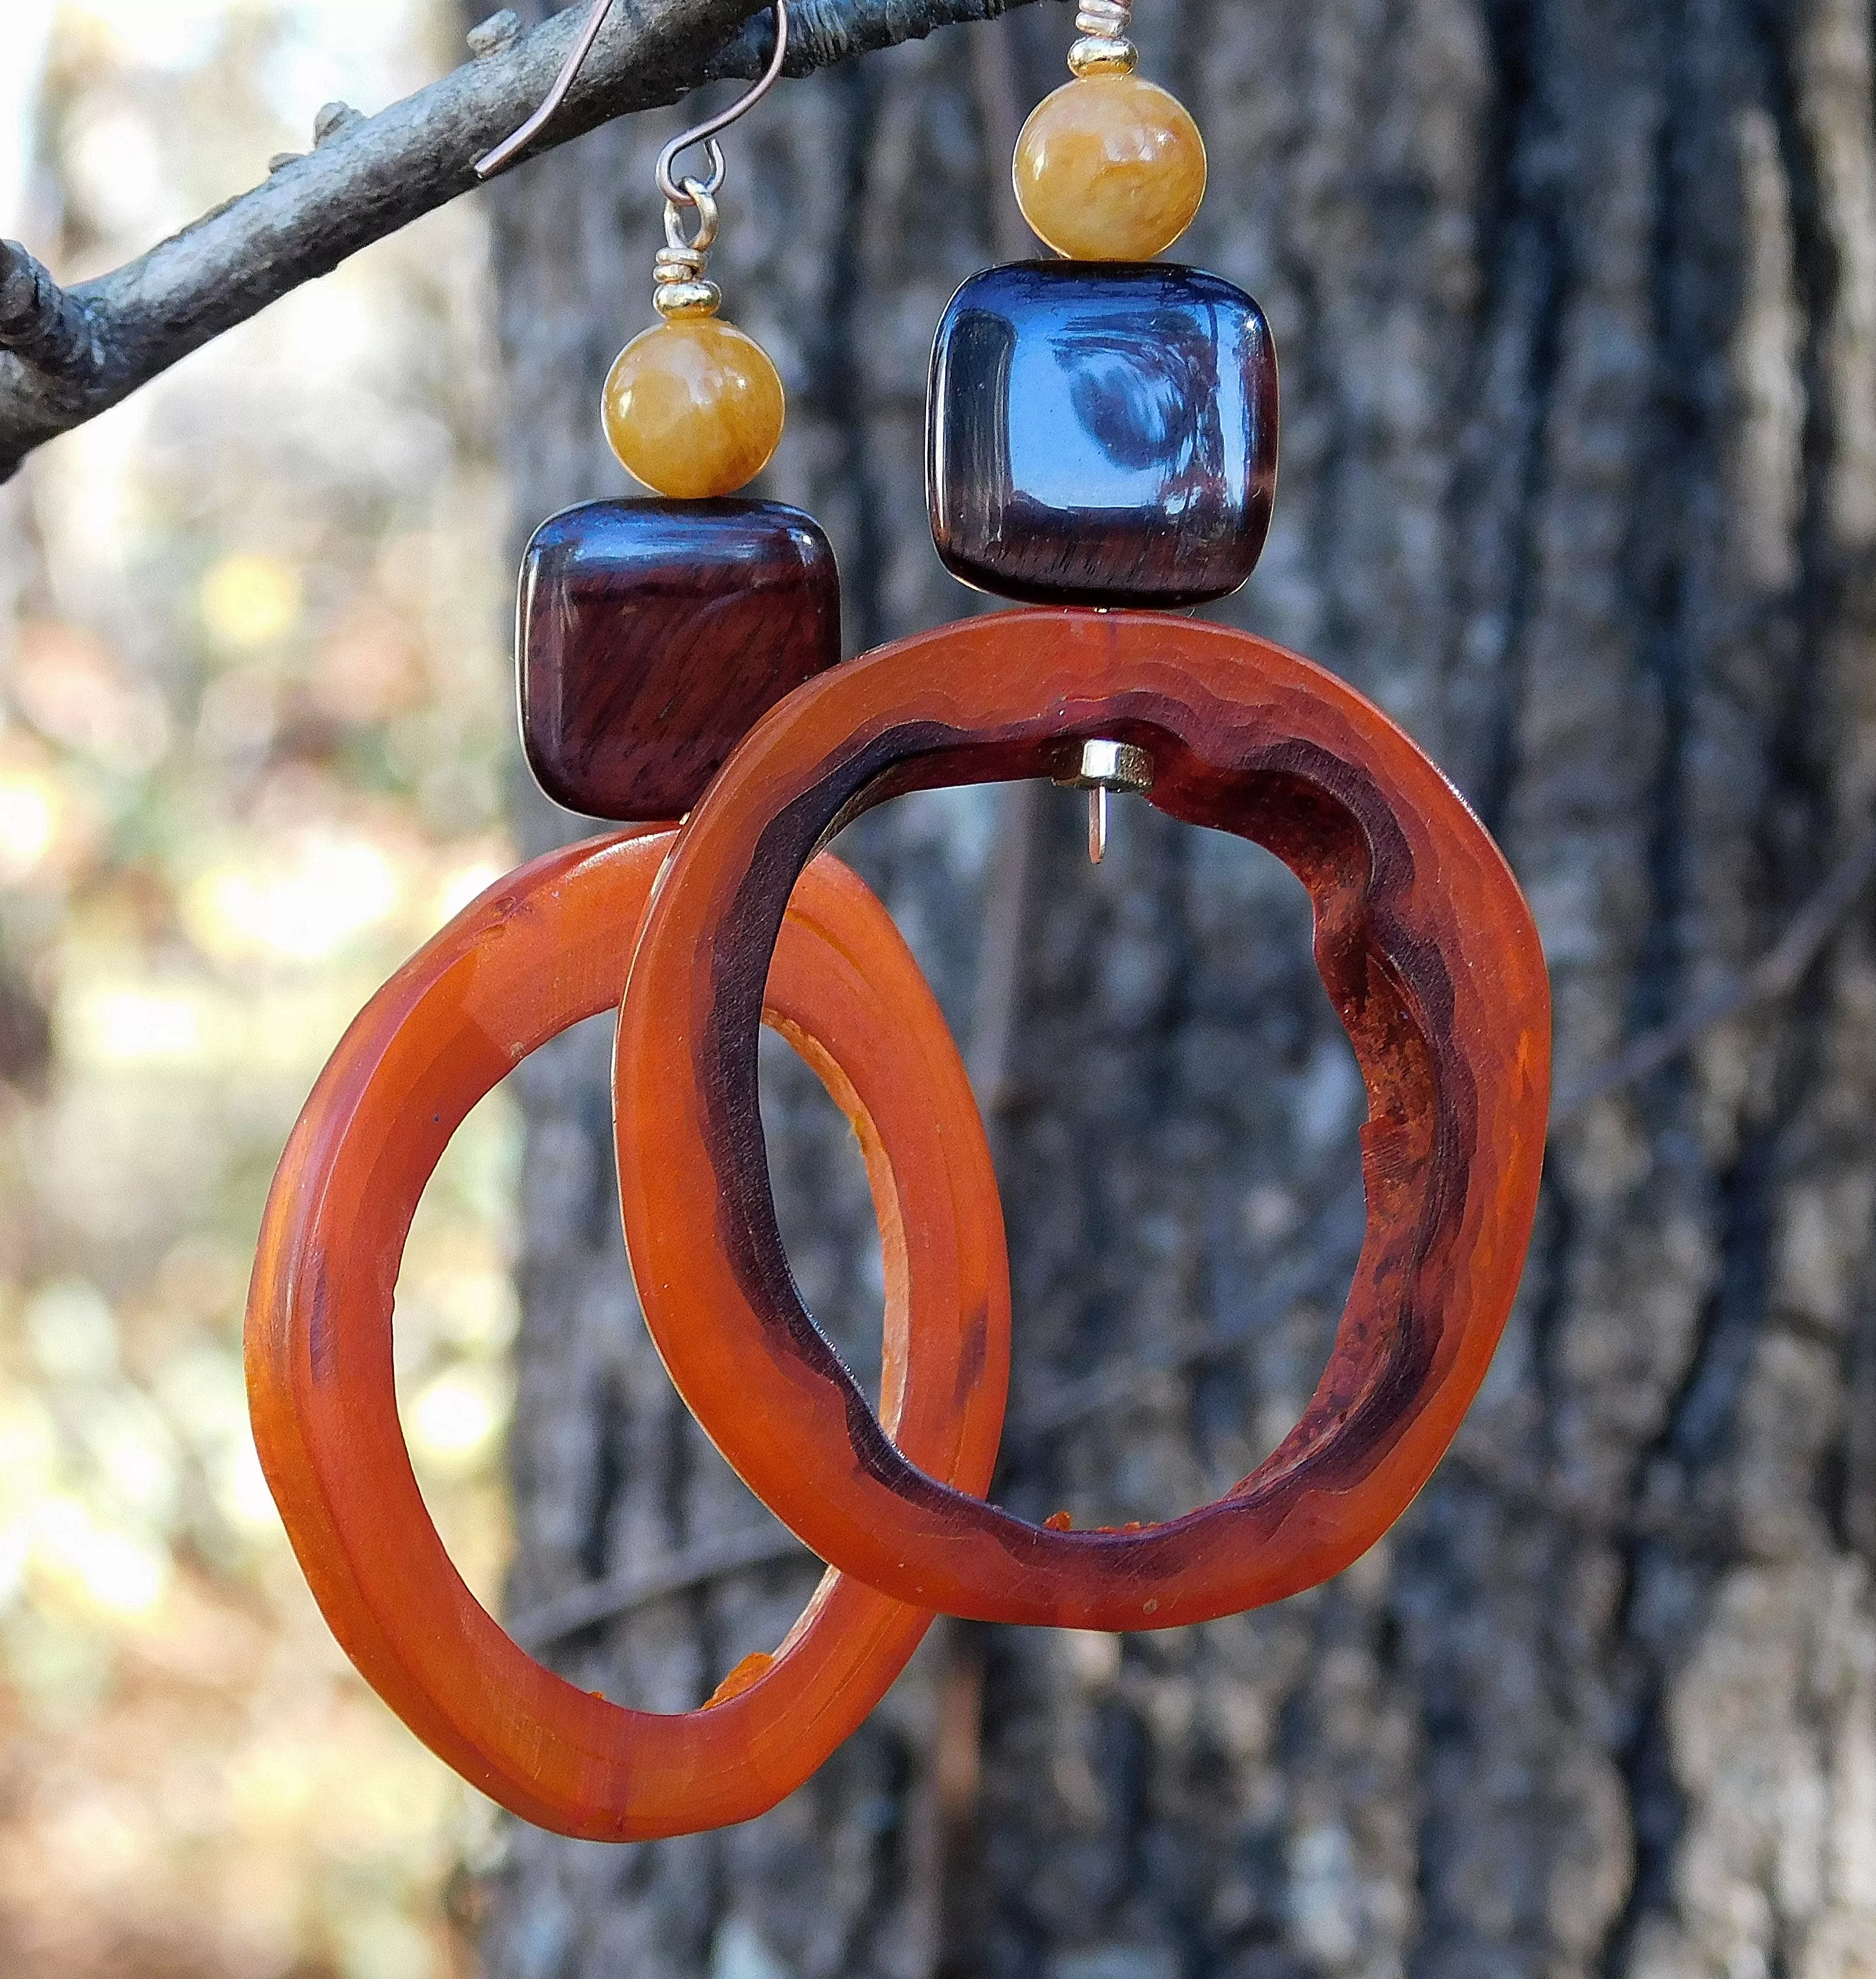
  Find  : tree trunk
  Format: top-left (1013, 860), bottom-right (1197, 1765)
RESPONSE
top-left (473, 2), bottom-right (1876, 1976)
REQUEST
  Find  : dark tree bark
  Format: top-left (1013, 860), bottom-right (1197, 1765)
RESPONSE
top-left (476, 2), bottom-right (1876, 1976)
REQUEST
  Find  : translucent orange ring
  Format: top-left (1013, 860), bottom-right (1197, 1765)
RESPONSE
top-left (616, 610), bottom-right (1551, 1632)
top-left (246, 827), bottom-right (1010, 1839)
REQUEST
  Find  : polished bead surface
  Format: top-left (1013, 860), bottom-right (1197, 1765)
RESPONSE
top-left (601, 319), bottom-right (785, 499)
top-left (1014, 76), bottom-right (1206, 261)
top-left (519, 499), bottom-right (840, 820)
top-left (927, 260), bottom-right (1279, 607)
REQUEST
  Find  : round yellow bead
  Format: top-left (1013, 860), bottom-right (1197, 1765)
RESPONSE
top-left (601, 318), bottom-right (785, 499)
top-left (1013, 75), bottom-right (1207, 262)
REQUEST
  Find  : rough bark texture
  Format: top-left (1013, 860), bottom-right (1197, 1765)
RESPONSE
top-left (476, 1), bottom-right (1876, 1976)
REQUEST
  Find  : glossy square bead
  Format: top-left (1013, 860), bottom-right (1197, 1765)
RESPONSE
top-left (927, 262), bottom-right (1279, 608)
top-left (518, 498), bottom-right (841, 821)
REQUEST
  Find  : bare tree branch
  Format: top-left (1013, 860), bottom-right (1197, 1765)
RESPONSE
top-left (0, 241), bottom-right (96, 380)
top-left (511, 1523), bottom-right (811, 1650)
top-left (0, 0), bottom-right (1061, 483)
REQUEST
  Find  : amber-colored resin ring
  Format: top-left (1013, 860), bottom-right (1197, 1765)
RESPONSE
top-left (616, 610), bottom-right (1551, 1632)
top-left (246, 829), bottom-right (1009, 1840)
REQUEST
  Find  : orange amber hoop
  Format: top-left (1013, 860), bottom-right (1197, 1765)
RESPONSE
top-left (246, 829), bottom-right (1010, 1840)
top-left (616, 610), bottom-right (1551, 1632)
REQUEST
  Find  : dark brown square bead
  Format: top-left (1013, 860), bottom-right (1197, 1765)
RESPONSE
top-left (518, 499), bottom-right (841, 821)
top-left (927, 262), bottom-right (1279, 608)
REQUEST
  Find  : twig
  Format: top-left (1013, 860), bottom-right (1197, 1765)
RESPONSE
top-left (0, 0), bottom-right (1064, 483)
top-left (1011, 1198), bottom-right (1370, 1442)
top-left (966, 782), bottom-right (1043, 1115)
top-left (0, 242), bottom-right (95, 381)
top-left (509, 1523), bottom-right (811, 1650)
top-left (1551, 818), bottom-right (1876, 1125)
top-left (502, 1214), bottom-right (1367, 1649)
top-left (906, 36), bottom-right (1041, 1978)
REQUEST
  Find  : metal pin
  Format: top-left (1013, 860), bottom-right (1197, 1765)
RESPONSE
top-left (1053, 740), bottom-right (1153, 865)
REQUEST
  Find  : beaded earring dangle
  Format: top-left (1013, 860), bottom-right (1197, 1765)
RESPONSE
top-left (478, 0), bottom-right (841, 825)
top-left (1014, 0), bottom-right (1206, 260)
top-left (929, 0), bottom-right (1275, 614)
top-left (928, 0), bottom-right (1277, 855)
top-left (595, 50), bottom-right (789, 498)
top-left (245, 5), bottom-right (1009, 1847)
top-left (477, 0), bottom-right (792, 495)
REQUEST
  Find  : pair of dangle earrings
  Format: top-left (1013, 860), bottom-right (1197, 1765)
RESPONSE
top-left (481, 0), bottom-right (1279, 846)
top-left (251, 1), bottom-right (1552, 1836)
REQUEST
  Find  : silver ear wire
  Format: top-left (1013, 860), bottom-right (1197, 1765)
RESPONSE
top-left (654, 1), bottom-right (789, 206)
top-left (474, 0), bottom-right (619, 180)
top-left (474, 0), bottom-right (790, 185)
top-left (648, 0), bottom-right (788, 312)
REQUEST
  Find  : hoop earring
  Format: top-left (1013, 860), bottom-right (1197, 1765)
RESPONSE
top-left (613, 610), bottom-right (1551, 1632)
top-left (248, 0), bottom-right (1553, 1836)
top-left (246, 830), bottom-right (1011, 1838)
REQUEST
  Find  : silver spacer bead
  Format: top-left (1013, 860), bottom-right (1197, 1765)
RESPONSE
top-left (1054, 740), bottom-right (1155, 794)
top-left (1074, 0), bottom-right (1132, 35)
top-left (1068, 0), bottom-right (1135, 77)
top-left (654, 280), bottom-right (723, 319)
top-left (1068, 34), bottom-right (1138, 73)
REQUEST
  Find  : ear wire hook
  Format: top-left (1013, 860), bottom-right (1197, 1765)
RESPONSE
top-left (474, 0), bottom-right (617, 181)
top-left (657, 0), bottom-right (789, 205)
top-left (474, 0), bottom-right (791, 186)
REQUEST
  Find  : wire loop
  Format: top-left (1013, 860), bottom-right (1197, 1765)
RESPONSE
top-left (660, 138), bottom-right (727, 206)
top-left (663, 181), bottom-right (721, 255)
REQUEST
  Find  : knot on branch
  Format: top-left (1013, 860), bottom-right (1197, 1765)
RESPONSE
top-left (0, 242), bottom-right (97, 381)
top-left (314, 101), bottom-right (365, 146)
top-left (467, 10), bottom-right (522, 58)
